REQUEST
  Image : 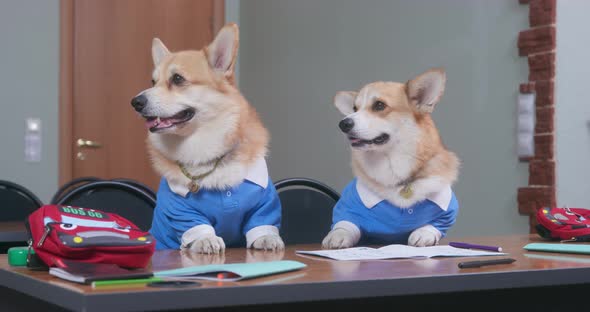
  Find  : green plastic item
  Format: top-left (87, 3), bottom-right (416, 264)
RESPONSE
top-left (8, 246), bottom-right (33, 266)
top-left (524, 243), bottom-right (590, 255)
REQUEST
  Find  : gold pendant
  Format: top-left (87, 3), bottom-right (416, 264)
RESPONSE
top-left (188, 181), bottom-right (200, 193)
top-left (400, 184), bottom-right (413, 199)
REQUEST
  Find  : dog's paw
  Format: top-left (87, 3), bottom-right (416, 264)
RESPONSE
top-left (322, 228), bottom-right (355, 249)
top-left (189, 235), bottom-right (226, 254)
top-left (408, 225), bottom-right (440, 247)
top-left (252, 235), bottom-right (285, 251)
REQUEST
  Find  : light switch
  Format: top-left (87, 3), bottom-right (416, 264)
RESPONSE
top-left (517, 93), bottom-right (535, 158)
top-left (25, 118), bottom-right (41, 162)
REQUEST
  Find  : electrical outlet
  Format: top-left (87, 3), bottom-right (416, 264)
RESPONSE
top-left (25, 118), bottom-right (41, 162)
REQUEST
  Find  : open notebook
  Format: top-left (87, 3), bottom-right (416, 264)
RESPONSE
top-left (49, 260), bottom-right (153, 284)
top-left (296, 244), bottom-right (507, 261)
top-left (154, 260), bottom-right (307, 282)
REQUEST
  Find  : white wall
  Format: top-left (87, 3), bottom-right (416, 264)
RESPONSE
top-left (555, 0), bottom-right (590, 207)
top-left (238, 0), bottom-right (531, 237)
top-left (0, 0), bottom-right (59, 203)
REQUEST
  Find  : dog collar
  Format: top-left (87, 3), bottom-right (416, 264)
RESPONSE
top-left (356, 179), bottom-right (452, 210)
top-left (178, 157), bottom-right (224, 193)
top-left (399, 184), bottom-right (414, 199)
top-left (176, 143), bottom-right (240, 193)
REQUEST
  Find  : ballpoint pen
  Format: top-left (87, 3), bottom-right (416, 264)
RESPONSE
top-left (458, 258), bottom-right (516, 269)
top-left (449, 242), bottom-right (503, 252)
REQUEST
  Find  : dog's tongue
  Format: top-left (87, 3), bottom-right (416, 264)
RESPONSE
top-left (145, 117), bottom-right (174, 130)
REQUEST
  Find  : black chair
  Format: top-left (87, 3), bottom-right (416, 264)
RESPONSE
top-left (274, 177), bottom-right (340, 245)
top-left (50, 176), bottom-right (102, 204)
top-left (0, 180), bottom-right (43, 221)
top-left (55, 180), bottom-right (156, 231)
top-left (111, 178), bottom-right (157, 202)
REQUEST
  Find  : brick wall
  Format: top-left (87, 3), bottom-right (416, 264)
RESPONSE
top-left (516, 0), bottom-right (556, 233)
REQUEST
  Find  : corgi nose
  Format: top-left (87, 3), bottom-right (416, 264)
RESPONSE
top-left (131, 95), bottom-right (148, 112)
top-left (339, 118), bottom-right (355, 133)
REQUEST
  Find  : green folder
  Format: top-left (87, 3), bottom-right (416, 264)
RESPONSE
top-left (153, 260), bottom-right (307, 281)
top-left (523, 243), bottom-right (590, 255)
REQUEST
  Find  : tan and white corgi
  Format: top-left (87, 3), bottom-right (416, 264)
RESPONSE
top-left (322, 68), bottom-right (460, 248)
top-left (131, 23), bottom-right (284, 254)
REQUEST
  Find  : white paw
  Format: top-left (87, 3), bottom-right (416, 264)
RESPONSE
top-left (252, 235), bottom-right (285, 251)
top-left (408, 227), bottom-right (438, 247)
top-left (189, 235), bottom-right (226, 254)
top-left (322, 228), bottom-right (355, 249)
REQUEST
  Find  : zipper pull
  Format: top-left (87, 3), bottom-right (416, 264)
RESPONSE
top-left (37, 224), bottom-right (53, 247)
top-left (560, 237), bottom-right (577, 243)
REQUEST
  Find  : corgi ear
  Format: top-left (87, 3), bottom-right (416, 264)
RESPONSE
top-left (406, 68), bottom-right (446, 113)
top-left (334, 91), bottom-right (358, 115)
top-left (152, 38), bottom-right (170, 67)
top-left (207, 23), bottom-right (239, 78)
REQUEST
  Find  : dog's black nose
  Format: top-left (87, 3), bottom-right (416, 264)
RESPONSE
top-left (339, 118), bottom-right (355, 133)
top-left (131, 95), bottom-right (148, 112)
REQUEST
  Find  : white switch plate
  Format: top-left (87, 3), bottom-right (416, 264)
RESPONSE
top-left (517, 94), bottom-right (535, 158)
top-left (25, 118), bottom-right (41, 162)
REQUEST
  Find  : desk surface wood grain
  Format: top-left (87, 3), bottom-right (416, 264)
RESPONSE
top-left (2, 234), bottom-right (590, 311)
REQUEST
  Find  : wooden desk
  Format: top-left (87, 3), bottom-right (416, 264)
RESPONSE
top-left (0, 221), bottom-right (28, 243)
top-left (2, 234), bottom-right (590, 311)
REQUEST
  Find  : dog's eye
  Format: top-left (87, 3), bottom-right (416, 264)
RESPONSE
top-left (373, 101), bottom-right (386, 111)
top-left (353, 106), bottom-right (358, 112)
top-left (151, 79), bottom-right (156, 86)
top-left (171, 74), bottom-right (186, 86)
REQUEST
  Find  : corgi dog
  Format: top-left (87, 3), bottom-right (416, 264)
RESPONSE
top-left (130, 24), bottom-right (284, 254)
top-left (322, 68), bottom-right (460, 248)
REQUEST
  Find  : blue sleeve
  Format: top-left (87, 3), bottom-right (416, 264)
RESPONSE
top-left (332, 198), bottom-right (353, 226)
top-left (242, 179), bottom-right (282, 235)
top-left (332, 181), bottom-right (364, 231)
top-left (152, 179), bottom-right (211, 243)
top-left (430, 193), bottom-right (459, 237)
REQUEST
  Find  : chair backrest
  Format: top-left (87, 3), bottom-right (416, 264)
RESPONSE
top-left (50, 176), bottom-right (102, 204)
top-left (111, 178), bottom-right (157, 202)
top-left (55, 180), bottom-right (156, 231)
top-left (0, 180), bottom-right (43, 221)
top-left (274, 177), bottom-right (340, 245)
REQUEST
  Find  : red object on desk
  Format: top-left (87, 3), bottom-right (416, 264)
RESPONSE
top-left (536, 207), bottom-right (590, 242)
top-left (28, 205), bottom-right (155, 269)
top-left (216, 272), bottom-right (240, 279)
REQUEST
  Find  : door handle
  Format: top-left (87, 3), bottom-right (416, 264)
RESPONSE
top-left (76, 138), bottom-right (102, 148)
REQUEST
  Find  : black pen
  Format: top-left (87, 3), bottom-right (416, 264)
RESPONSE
top-left (458, 258), bottom-right (516, 269)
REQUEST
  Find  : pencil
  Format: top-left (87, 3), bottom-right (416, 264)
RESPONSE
top-left (91, 277), bottom-right (163, 288)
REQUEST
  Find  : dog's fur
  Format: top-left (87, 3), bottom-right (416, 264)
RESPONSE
top-left (133, 24), bottom-right (284, 253)
top-left (322, 68), bottom-right (460, 248)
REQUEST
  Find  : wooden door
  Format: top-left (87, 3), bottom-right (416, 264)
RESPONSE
top-left (60, 0), bottom-right (223, 191)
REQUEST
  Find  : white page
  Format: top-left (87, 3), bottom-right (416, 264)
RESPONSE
top-left (297, 247), bottom-right (407, 261)
top-left (378, 245), bottom-right (505, 257)
top-left (296, 245), bottom-right (507, 261)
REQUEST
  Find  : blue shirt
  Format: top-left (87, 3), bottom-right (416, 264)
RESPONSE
top-left (150, 176), bottom-right (281, 250)
top-left (332, 179), bottom-right (459, 245)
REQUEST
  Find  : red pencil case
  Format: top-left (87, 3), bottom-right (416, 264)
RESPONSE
top-left (27, 205), bottom-right (155, 268)
top-left (536, 207), bottom-right (590, 242)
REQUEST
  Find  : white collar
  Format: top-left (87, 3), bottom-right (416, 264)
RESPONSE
top-left (356, 179), bottom-right (452, 211)
top-left (243, 157), bottom-right (269, 189)
top-left (168, 157), bottom-right (269, 197)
